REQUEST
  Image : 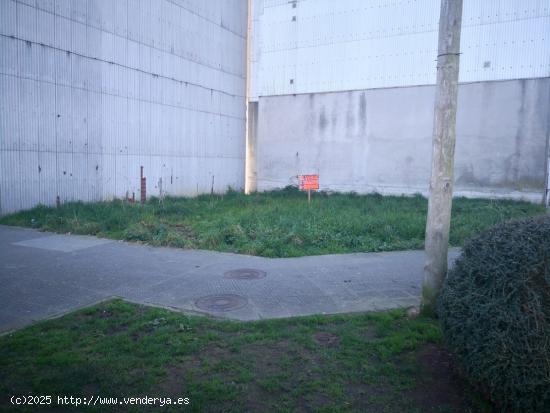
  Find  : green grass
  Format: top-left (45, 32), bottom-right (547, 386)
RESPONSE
top-left (0, 188), bottom-right (544, 257)
top-left (0, 300), bottom-right (491, 412)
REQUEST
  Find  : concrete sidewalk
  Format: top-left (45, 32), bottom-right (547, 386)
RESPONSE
top-left (0, 225), bottom-right (460, 332)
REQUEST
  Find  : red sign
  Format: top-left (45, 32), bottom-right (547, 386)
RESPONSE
top-left (299, 175), bottom-right (319, 191)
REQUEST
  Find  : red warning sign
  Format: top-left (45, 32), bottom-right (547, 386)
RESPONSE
top-left (299, 175), bottom-right (319, 191)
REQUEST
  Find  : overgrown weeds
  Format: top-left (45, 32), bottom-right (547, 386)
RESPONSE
top-left (0, 188), bottom-right (543, 257)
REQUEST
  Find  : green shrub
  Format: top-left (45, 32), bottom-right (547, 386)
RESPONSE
top-left (438, 214), bottom-right (550, 412)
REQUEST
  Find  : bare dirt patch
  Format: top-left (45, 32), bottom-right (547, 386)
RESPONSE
top-left (313, 331), bottom-right (340, 347)
top-left (404, 343), bottom-right (487, 412)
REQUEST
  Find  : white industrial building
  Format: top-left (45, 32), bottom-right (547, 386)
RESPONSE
top-left (1, 0), bottom-right (549, 214)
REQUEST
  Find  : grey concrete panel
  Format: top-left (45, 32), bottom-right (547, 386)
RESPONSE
top-left (13, 234), bottom-right (113, 252)
top-left (256, 78), bottom-right (550, 202)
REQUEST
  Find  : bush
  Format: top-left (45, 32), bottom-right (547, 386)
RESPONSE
top-left (438, 214), bottom-right (550, 412)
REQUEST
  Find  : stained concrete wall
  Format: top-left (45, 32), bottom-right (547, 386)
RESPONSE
top-left (255, 77), bottom-right (550, 202)
top-left (0, 0), bottom-right (247, 215)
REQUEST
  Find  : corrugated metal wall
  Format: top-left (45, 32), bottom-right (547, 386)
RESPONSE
top-left (0, 0), bottom-right (247, 214)
top-left (250, 0), bottom-right (550, 98)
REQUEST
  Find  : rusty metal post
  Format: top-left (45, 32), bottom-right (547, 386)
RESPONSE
top-left (140, 166), bottom-right (146, 203)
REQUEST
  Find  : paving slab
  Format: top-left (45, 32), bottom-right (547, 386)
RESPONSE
top-left (0, 225), bottom-right (460, 332)
top-left (13, 234), bottom-right (113, 252)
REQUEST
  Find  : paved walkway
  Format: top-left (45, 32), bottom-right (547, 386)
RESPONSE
top-left (0, 225), bottom-right (459, 332)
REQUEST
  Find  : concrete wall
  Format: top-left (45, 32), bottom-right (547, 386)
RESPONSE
top-left (0, 0), bottom-right (247, 214)
top-left (255, 77), bottom-right (550, 202)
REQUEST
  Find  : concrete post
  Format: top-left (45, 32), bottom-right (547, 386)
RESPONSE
top-left (244, 0), bottom-right (257, 194)
top-left (423, 0), bottom-right (463, 309)
top-left (246, 102), bottom-right (258, 193)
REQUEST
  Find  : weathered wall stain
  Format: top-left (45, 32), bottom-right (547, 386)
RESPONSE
top-left (319, 105), bottom-right (328, 134)
top-left (346, 91), bottom-right (356, 134)
top-left (359, 92), bottom-right (367, 135)
top-left (510, 80), bottom-right (526, 185)
top-left (331, 105), bottom-right (338, 138)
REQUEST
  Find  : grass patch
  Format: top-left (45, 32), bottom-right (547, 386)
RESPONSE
top-left (0, 188), bottom-right (543, 257)
top-left (0, 300), bottom-right (491, 412)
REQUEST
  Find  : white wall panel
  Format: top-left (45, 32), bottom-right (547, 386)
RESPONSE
top-left (251, 0), bottom-right (550, 98)
top-left (1, 0), bottom-right (247, 214)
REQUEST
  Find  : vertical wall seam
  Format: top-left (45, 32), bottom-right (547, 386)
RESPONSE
top-left (86, 2), bottom-right (90, 203)
top-left (53, 5), bottom-right (59, 204)
top-left (16, 0), bottom-right (22, 211)
top-left (36, 1), bottom-right (41, 206)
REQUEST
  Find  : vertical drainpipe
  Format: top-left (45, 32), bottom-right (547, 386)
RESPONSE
top-left (244, 0), bottom-right (253, 194)
top-left (545, 131), bottom-right (550, 207)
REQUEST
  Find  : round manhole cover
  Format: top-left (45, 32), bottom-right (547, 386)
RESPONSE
top-left (195, 294), bottom-right (248, 312)
top-left (224, 268), bottom-right (267, 280)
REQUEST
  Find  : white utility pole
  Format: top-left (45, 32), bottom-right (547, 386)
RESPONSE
top-left (423, 0), bottom-right (463, 309)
